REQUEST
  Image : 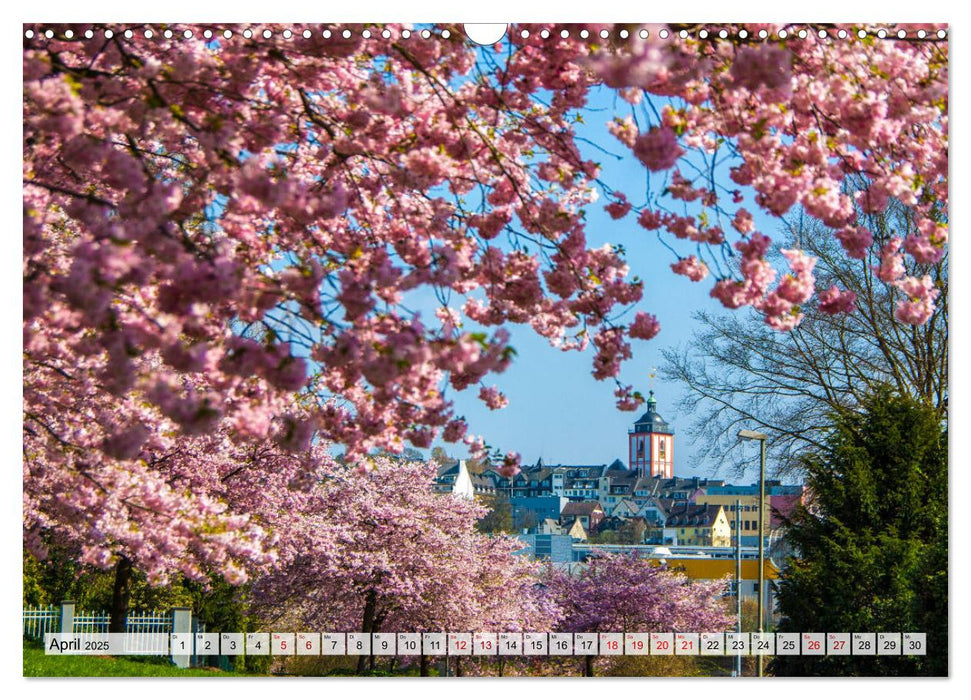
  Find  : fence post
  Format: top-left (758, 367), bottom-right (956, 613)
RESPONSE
top-left (170, 607), bottom-right (192, 668)
top-left (58, 601), bottom-right (75, 635)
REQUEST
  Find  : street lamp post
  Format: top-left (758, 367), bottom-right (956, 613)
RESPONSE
top-left (738, 429), bottom-right (768, 678)
top-left (734, 498), bottom-right (742, 677)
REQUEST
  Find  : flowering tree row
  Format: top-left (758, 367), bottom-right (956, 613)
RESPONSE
top-left (24, 23), bottom-right (947, 583)
top-left (247, 460), bottom-right (732, 675)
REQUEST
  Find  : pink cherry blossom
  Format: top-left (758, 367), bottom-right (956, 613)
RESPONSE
top-left (817, 285), bottom-right (858, 315)
top-left (894, 274), bottom-right (940, 325)
top-left (613, 385), bottom-right (643, 412)
top-left (671, 256), bottom-right (710, 282)
top-left (876, 237), bottom-right (907, 282)
top-left (775, 249), bottom-right (817, 304)
top-left (904, 220), bottom-right (947, 264)
top-left (632, 126), bottom-right (684, 171)
top-left (710, 279), bottom-right (750, 309)
top-left (500, 452), bottom-right (523, 478)
top-left (835, 226), bottom-right (874, 260)
top-left (604, 195), bottom-right (632, 220)
top-left (731, 208), bottom-right (756, 235)
top-left (547, 552), bottom-right (733, 638)
top-left (607, 116), bottom-right (639, 148)
top-left (479, 385), bottom-right (509, 410)
top-left (251, 459), bottom-right (557, 642)
top-left (592, 327), bottom-right (632, 379)
top-left (629, 312), bottom-right (661, 340)
top-left (730, 44), bottom-right (792, 93)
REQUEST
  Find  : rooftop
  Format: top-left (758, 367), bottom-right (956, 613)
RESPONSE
top-left (630, 391), bottom-right (674, 435)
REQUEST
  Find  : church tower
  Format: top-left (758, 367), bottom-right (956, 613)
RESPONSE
top-left (628, 391), bottom-right (674, 479)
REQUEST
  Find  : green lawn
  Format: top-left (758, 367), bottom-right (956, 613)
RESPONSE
top-left (23, 641), bottom-right (249, 677)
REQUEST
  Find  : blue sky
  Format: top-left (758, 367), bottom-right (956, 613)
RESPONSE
top-left (426, 81), bottom-right (778, 479)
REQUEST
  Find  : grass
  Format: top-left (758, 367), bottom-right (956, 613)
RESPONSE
top-left (23, 639), bottom-right (434, 678)
top-left (23, 640), bottom-right (251, 677)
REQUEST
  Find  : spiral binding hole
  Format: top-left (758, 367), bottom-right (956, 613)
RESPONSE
top-left (22, 24), bottom-right (947, 44)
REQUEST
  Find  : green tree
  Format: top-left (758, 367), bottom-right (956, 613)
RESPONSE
top-left (24, 543), bottom-right (265, 672)
top-left (617, 518), bottom-right (647, 544)
top-left (771, 387), bottom-right (947, 676)
top-left (588, 529), bottom-right (619, 545)
top-left (475, 494), bottom-right (514, 534)
top-left (429, 447), bottom-right (452, 466)
top-left (23, 546), bottom-right (192, 612)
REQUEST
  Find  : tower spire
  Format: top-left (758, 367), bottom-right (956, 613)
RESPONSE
top-left (628, 373), bottom-right (674, 479)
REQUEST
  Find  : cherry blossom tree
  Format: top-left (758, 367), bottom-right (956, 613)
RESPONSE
top-left (548, 552), bottom-right (734, 675)
top-left (578, 26), bottom-right (947, 332)
top-left (248, 458), bottom-right (557, 674)
top-left (24, 23), bottom-right (947, 585)
top-left (23, 379), bottom-right (332, 628)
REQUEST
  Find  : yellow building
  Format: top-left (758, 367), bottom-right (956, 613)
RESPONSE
top-left (664, 557), bottom-right (779, 608)
top-left (694, 489), bottom-right (771, 545)
top-left (665, 557), bottom-right (780, 581)
top-left (664, 504), bottom-right (731, 547)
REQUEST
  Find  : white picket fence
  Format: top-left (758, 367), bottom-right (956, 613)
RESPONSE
top-left (123, 611), bottom-right (173, 652)
top-left (23, 605), bottom-right (172, 645)
top-left (24, 603), bottom-right (205, 667)
top-left (22, 604), bottom-right (58, 639)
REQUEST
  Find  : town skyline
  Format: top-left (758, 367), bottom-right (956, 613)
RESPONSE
top-left (431, 378), bottom-right (772, 481)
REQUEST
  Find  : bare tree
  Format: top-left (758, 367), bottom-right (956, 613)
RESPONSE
top-left (663, 200), bottom-right (947, 477)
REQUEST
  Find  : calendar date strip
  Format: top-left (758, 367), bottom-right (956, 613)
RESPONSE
top-left (44, 632), bottom-right (927, 657)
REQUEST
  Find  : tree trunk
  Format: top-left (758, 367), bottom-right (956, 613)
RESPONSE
top-left (356, 590), bottom-right (378, 674)
top-left (108, 556), bottom-right (133, 633)
top-left (420, 653), bottom-right (429, 677)
top-left (584, 654), bottom-right (595, 677)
